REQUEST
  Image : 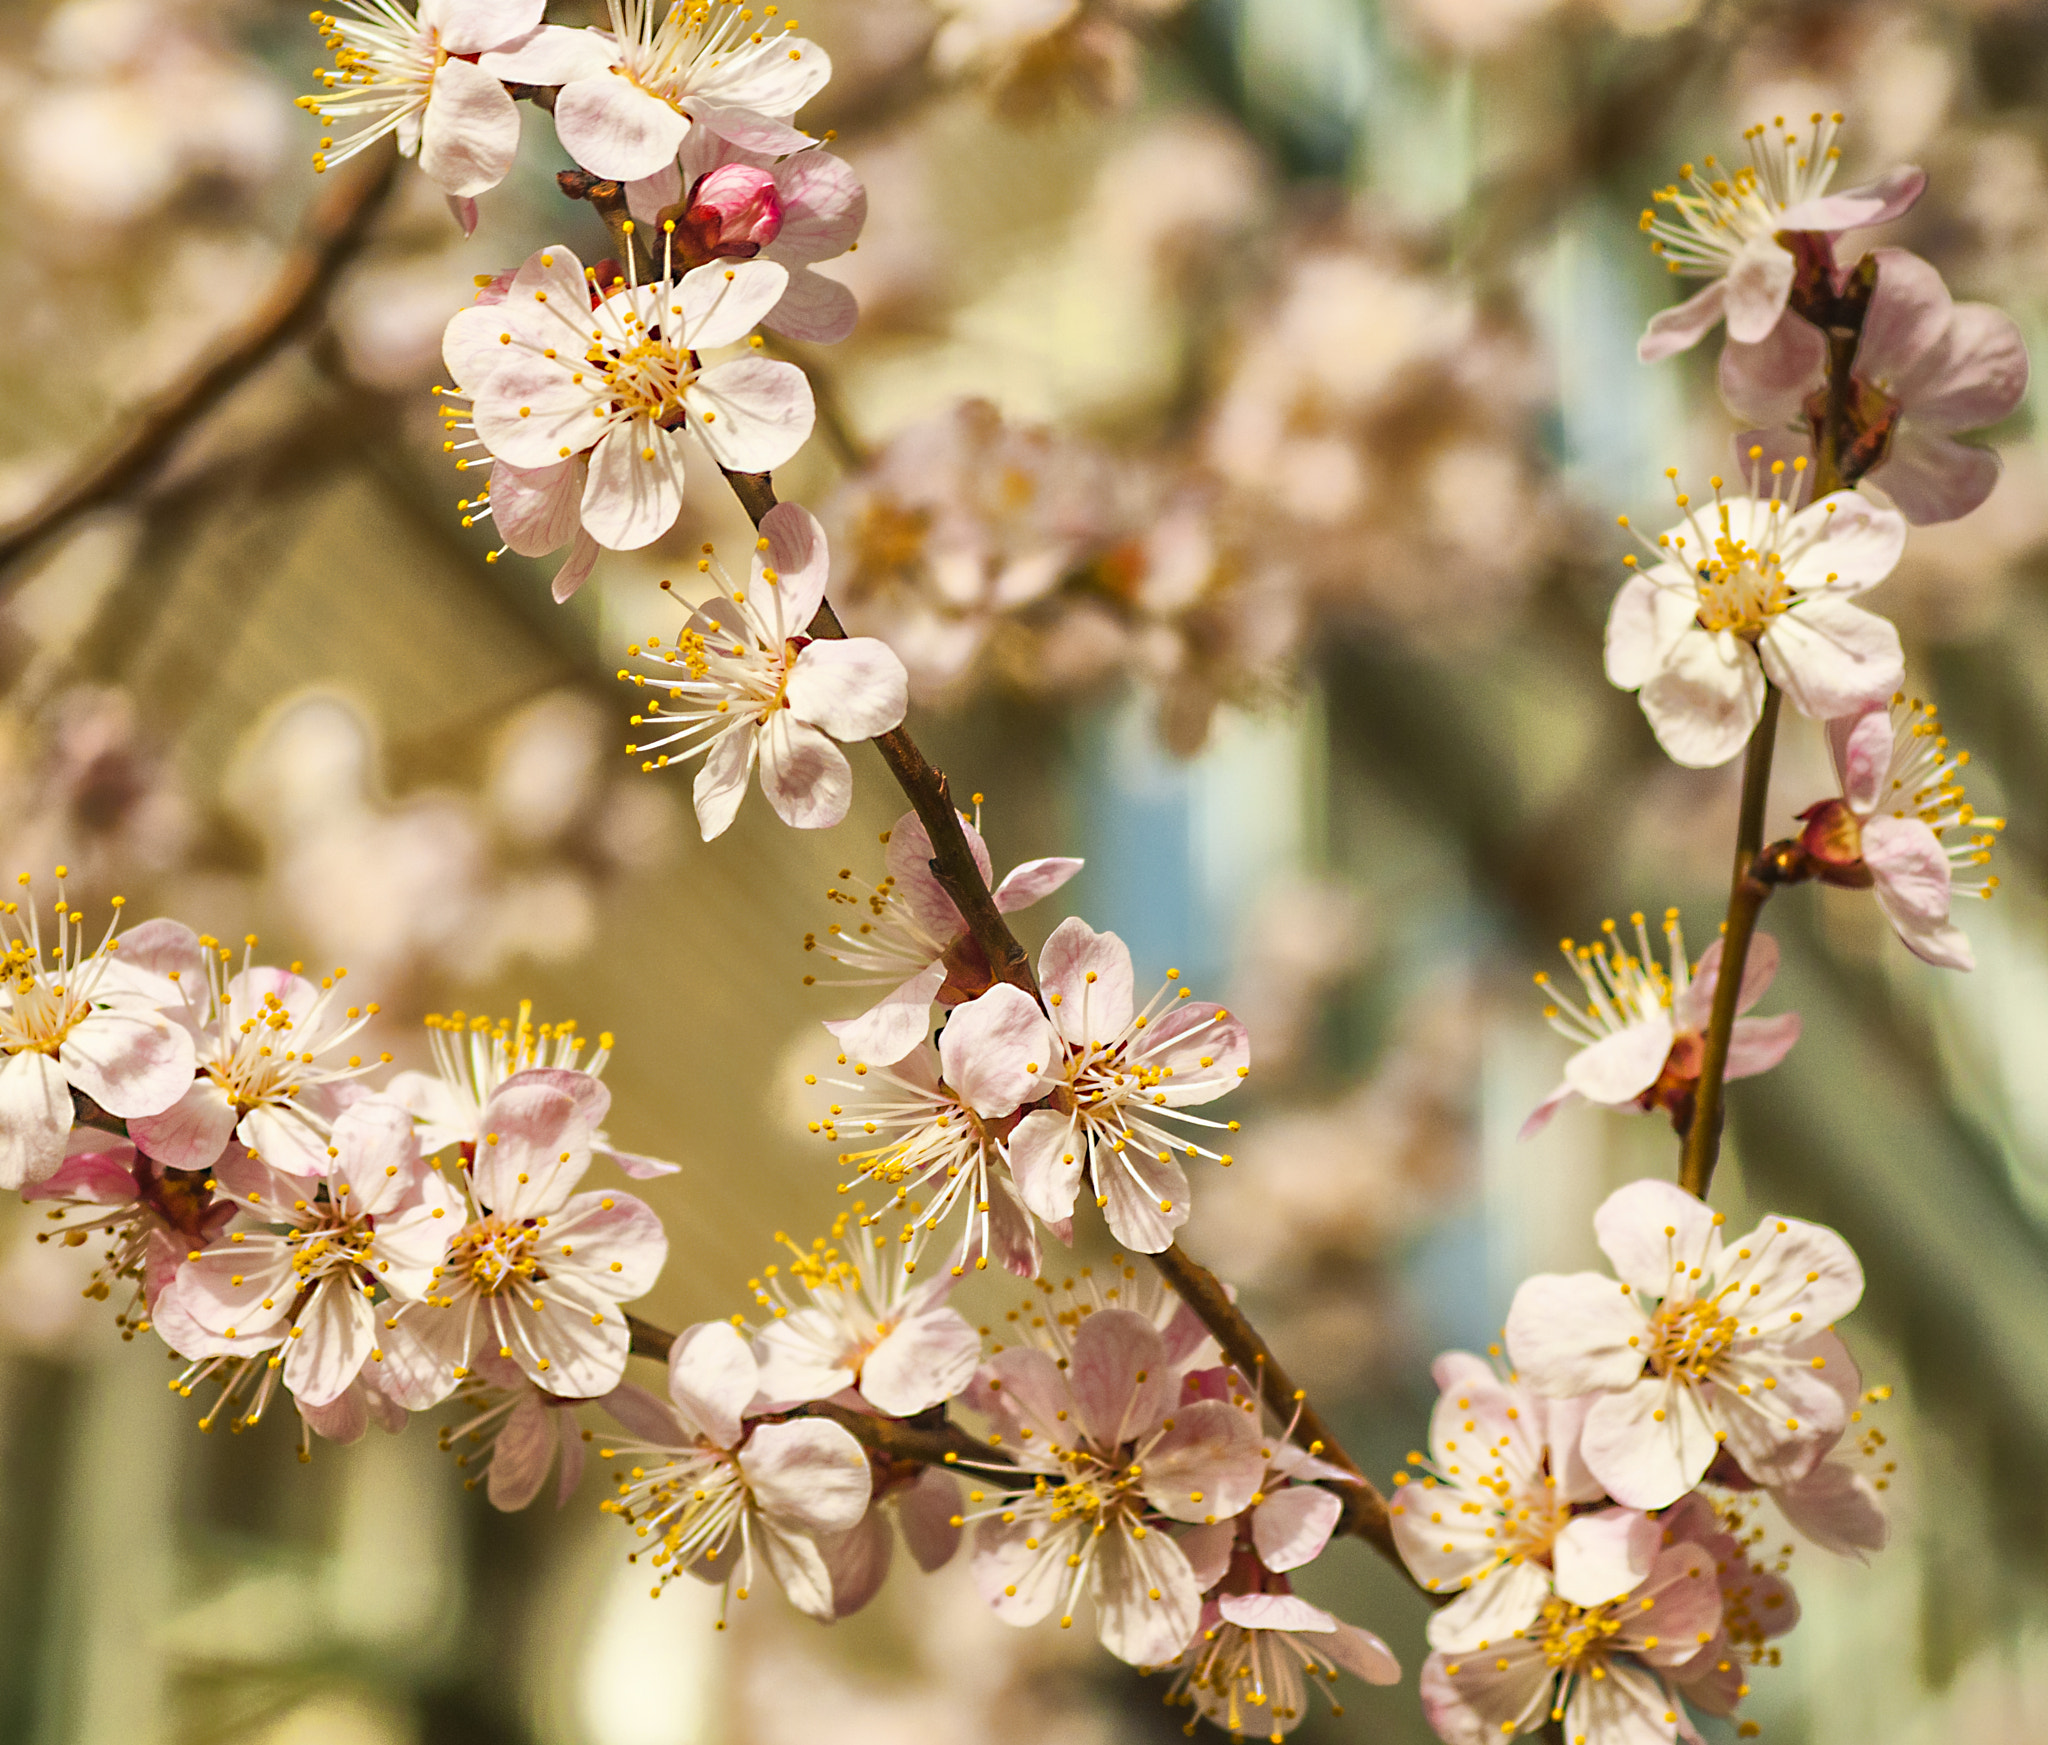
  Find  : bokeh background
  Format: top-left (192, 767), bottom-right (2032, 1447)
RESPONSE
top-left (0, 0), bottom-right (2045, 1739)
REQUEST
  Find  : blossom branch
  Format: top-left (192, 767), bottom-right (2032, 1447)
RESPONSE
top-left (0, 143), bottom-right (400, 579)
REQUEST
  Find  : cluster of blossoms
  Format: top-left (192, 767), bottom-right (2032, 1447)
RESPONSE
top-left (6, 18), bottom-right (2021, 1735)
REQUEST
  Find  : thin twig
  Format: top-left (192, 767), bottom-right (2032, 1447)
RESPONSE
top-left (0, 144), bottom-right (401, 578)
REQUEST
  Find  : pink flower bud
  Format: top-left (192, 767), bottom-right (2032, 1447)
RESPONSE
top-left (674, 164), bottom-right (783, 266)
top-left (1795, 798), bottom-right (1874, 887)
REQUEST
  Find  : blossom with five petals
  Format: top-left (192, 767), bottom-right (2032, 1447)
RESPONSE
top-left (1604, 471), bottom-right (1906, 769)
top-left (1795, 695), bottom-right (2001, 972)
top-left (1005, 917), bottom-right (1250, 1253)
top-left (965, 1306), bottom-right (1267, 1666)
top-left (1521, 912), bottom-right (1800, 1138)
top-left (807, 806), bottom-right (1080, 1066)
top-left (623, 502), bottom-right (908, 838)
top-left (1637, 113), bottom-right (1922, 362)
top-left (1505, 1179), bottom-right (1864, 1510)
top-left (376, 1079), bottom-right (668, 1403)
top-left (442, 241), bottom-right (814, 556)
top-left (1721, 249), bottom-right (2030, 524)
top-left (598, 1320), bottom-right (873, 1618)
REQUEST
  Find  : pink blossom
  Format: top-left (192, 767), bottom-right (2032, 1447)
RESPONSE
top-left (442, 242), bottom-right (814, 556)
top-left (1005, 917), bottom-right (1250, 1252)
top-left (748, 1214), bottom-right (983, 1416)
top-left (158, 1100), bottom-right (464, 1409)
top-left (598, 1320), bottom-right (873, 1619)
top-left (1505, 1180), bottom-right (1864, 1510)
top-left (815, 1461), bottom-right (963, 1618)
top-left (1721, 249), bottom-right (2029, 523)
top-left (127, 928), bottom-right (387, 1179)
top-left (1604, 474), bottom-right (1906, 769)
top-left (965, 1306), bottom-right (1266, 1666)
top-left (1637, 115), bottom-right (1922, 361)
top-left (0, 894), bottom-right (196, 1189)
top-left (1657, 1492), bottom-right (1801, 1718)
top-left (303, 0), bottom-right (546, 200)
top-left (624, 502), bottom-right (908, 839)
top-left (626, 137), bottom-right (868, 344)
top-left (438, 1353), bottom-right (593, 1510)
top-left (1170, 1575), bottom-right (1399, 1735)
top-left (1521, 913), bottom-right (1800, 1138)
top-left (810, 807), bottom-right (1079, 1067)
top-left (1795, 695), bottom-right (2002, 971)
top-left (375, 1080), bottom-right (669, 1404)
top-left (483, 2), bottom-right (832, 183)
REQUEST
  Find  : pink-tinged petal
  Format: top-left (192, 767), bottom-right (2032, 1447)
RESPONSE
top-left (687, 33), bottom-right (832, 120)
top-left (982, 1344), bottom-right (1075, 1452)
top-left (786, 638), bottom-right (908, 741)
top-left (1855, 247), bottom-right (1953, 393)
top-left (692, 723), bottom-right (757, 841)
top-left (1143, 1398), bottom-right (1265, 1523)
top-left (898, 1465), bottom-right (962, 1571)
top-left (1829, 702), bottom-right (1895, 815)
top-left (1760, 597), bottom-right (1904, 723)
top-left (580, 420), bottom-right (686, 551)
top-left (1775, 1456), bottom-right (1888, 1559)
top-left (885, 809), bottom-right (989, 935)
top-left (1863, 815), bottom-right (1951, 925)
top-left (1091, 1523), bottom-right (1200, 1666)
top-left (1873, 429), bottom-right (2002, 525)
top-left (1616, 1539), bottom-right (1727, 1664)
top-left (1070, 1307), bottom-right (1173, 1450)
top-left (471, 1081), bottom-right (592, 1219)
top-left (1726, 1013), bottom-right (1801, 1080)
top-left (1220, 1592), bottom-right (1336, 1633)
top-left (59, 1007), bottom-right (193, 1119)
top-left (685, 357), bottom-right (815, 473)
top-left (758, 713), bottom-right (852, 830)
top-left (1639, 279), bottom-right (1728, 363)
top-left (600, 1143), bottom-right (680, 1180)
top-left (284, 1278), bottom-right (377, 1408)
top-left (938, 984), bottom-right (1056, 1119)
top-left (1422, 1645), bottom-right (1552, 1745)
top-left (472, 353), bottom-right (609, 470)
top-left (1720, 310), bottom-right (1826, 426)
top-left (553, 73), bottom-right (693, 182)
top-left (674, 258), bottom-right (789, 351)
top-left (1905, 299), bottom-right (2030, 432)
top-left (1504, 1272), bottom-right (1649, 1395)
top-left (1426, 1558), bottom-right (1552, 1652)
top-left (1603, 570), bottom-right (1698, 690)
top-left (973, 1512), bottom-right (1066, 1625)
top-left (994, 856), bottom-right (1083, 913)
top-left (1723, 238), bottom-right (1796, 343)
top-left (490, 458), bottom-right (583, 559)
top-left (420, 57), bottom-right (520, 198)
top-left (1782, 164), bottom-right (1925, 233)
top-left (968, 1169), bottom-right (1044, 1280)
top-left (484, 1393), bottom-right (556, 1511)
top-left (22, 1131), bottom-right (137, 1204)
top-left (102, 916), bottom-right (206, 1003)
top-left (753, 499), bottom-right (832, 629)
top-left (1093, 1142), bottom-right (1190, 1254)
top-left (1780, 491), bottom-right (1908, 595)
top-left (367, 1193), bottom-right (462, 1301)
top-left (1640, 627), bottom-right (1766, 769)
top-left (423, 0), bottom-right (545, 53)
top-left (680, 96), bottom-right (815, 154)
top-left (1005, 1108), bottom-right (1083, 1225)
top-left (1038, 916), bottom-right (1136, 1046)
top-left (495, 1281), bottom-right (630, 1397)
top-left (739, 1415), bottom-right (872, 1534)
top-left (860, 1304), bottom-right (980, 1416)
top-left (1595, 1178), bottom-right (1721, 1296)
top-left (502, 1067), bottom-right (612, 1135)
top-left (667, 1319), bottom-right (757, 1448)
top-left (328, 1098), bottom-right (424, 1217)
top-left (1725, 1217), bottom-right (1863, 1326)
top-left (235, 1104), bottom-right (333, 1177)
top-left (1327, 1621), bottom-right (1403, 1685)
top-left (552, 530), bottom-right (601, 602)
top-left (1563, 1016), bottom-right (1674, 1107)
top-left (1251, 1484), bottom-right (1341, 1571)
top-left (825, 963), bottom-right (944, 1068)
top-left (476, 22), bottom-right (616, 81)
top-left (1518, 1080), bottom-right (1578, 1140)
top-left (1133, 1000), bottom-right (1248, 1108)
top-left (0, 1049), bottom-right (74, 1188)
top-left (601, 1379), bottom-right (688, 1444)
top-left (1581, 1377), bottom-right (1717, 1508)
top-left (128, 1077), bottom-right (238, 1172)
top-left (371, 1298), bottom-right (471, 1409)
top-left (1551, 1507), bottom-right (1659, 1607)
top-left (762, 265), bottom-right (857, 343)
top-left (1177, 1520), bottom-right (1235, 1590)
top-left (752, 1517), bottom-right (833, 1619)
top-left (753, 1307), bottom-right (857, 1405)
top-left (1562, 1657), bottom-right (1685, 1745)
top-left (1393, 1479), bottom-right (1520, 1599)
top-left (817, 1507), bottom-right (893, 1618)
top-left (554, 1190), bottom-right (667, 1299)
top-left (769, 151), bottom-right (865, 262)
top-left (1881, 907), bottom-right (1974, 971)
top-left (297, 1382), bottom-right (369, 1445)
top-left (1541, 1392), bottom-right (1603, 1503)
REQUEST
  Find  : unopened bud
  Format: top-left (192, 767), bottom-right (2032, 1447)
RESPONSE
top-left (1795, 799), bottom-right (1871, 886)
top-left (668, 165), bottom-right (784, 267)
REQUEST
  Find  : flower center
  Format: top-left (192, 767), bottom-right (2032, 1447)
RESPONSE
top-left (1646, 1292), bottom-right (1738, 1380)
top-left (0, 970), bottom-right (85, 1054)
top-left (1694, 536), bottom-right (1790, 638)
top-left (594, 320), bottom-right (697, 422)
top-left (1537, 1595), bottom-right (1625, 1671)
top-left (451, 1217), bottom-right (542, 1293)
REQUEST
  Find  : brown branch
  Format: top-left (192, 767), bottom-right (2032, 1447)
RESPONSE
top-left (0, 143), bottom-right (401, 579)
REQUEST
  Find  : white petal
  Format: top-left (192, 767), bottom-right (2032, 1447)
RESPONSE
top-left (1562, 1016), bottom-right (1674, 1107)
top-left (676, 258), bottom-right (790, 351)
top-left (580, 421), bottom-right (686, 551)
top-left (1723, 237), bottom-right (1796, 344)
top-left (1504, 1272), bottom-right (1648, 1395)
top-left (785, 638), bottom-right (908, 741)
top-left (1638, 279), bottom-right (1728, 362)
top-left (1594, 1178), bottom-right (1721, 1295)
top-left (691, 724), bottom-right (758, 841)
top-left (1551, 1506), bottom-right (1659, 1607)
top-left (858, 1304), bottom-right (981, 1416)
top-left (739, 1416), bottom-right (873, 1534)
top-left (1759, 597), bottom-right (1904, 722)
top-left (1580, 1378), bottom-right (1717, 1509)
top-left (1251, 1485), bottom-right (1341, 1572)
top-left (668, 1320), bottom-right (758, 1448)
top-left (1037, 916), bottom-right (1136, 1045)
top-left (937, 984), bottom-right (1056, 1119)
top-left (685, 358), bottom-right (815, 473)
top-left (1639, 627), bottom-right (1766, 769)
top-left (1005, 1108), bottom-right (1083, 1225)
top-left (553, 73), bottom-right (692, 182)
top-left (419, 56), bottom-right (521, 198)
top-left (758, 713), bottom-right (852, 830)
top-left (1780, 492), bottom-right (1908, 596)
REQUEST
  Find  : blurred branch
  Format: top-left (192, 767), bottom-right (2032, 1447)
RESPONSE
top-left (0, 143), bottom-right (399, 581)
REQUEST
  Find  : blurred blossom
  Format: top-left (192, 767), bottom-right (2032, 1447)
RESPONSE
top-left (10, 0), bottom-right (287, 225)
top-left (1203, 228), bottom-right (1556, 633)
top-left (929, 0), bottom-right (1189, 114)
top-left (1082, 116), bottom-right (1264, 284)
top-left (1222, 875), bottom-right (1373, 1082)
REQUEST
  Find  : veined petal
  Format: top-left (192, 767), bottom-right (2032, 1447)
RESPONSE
top-left (691, 724), bottom-right (758, 841)
top-left (1250, 1484), bottom-right (1341, 1572)
top-left (1005, 1108), bottom-right (1083, 1225)
top-left (785, 638), bottom-right (908, 741)
top-left (825, 962), bottom-right (945, 1067)
top-left (1425, 1558), bottom-right (1551, 1653)
top-left (859, 1303), bottom-right (980, 1416)
top-left (1594, 1178), bottom-right (1721, 1295)
top-left (938, 984), bottom-right (1057, 1120)
top-left (1038, 917), bottom-right (1136, 1045)
top-left (1723, 236), bottom-right (1795, 343)
top-left (1779, 492), bottom-right (1907, 596)
top-left (685, 358), bottom-right (815, 473)
top-left (419, 57), bottom-right (520, 198)
top-left (668, 1319), bottom-right (757, 1448)
top-left (1639, 627), bottom-right (1765, 769)
top-left (60, 1006), bottom-right (192, 1119)
top-left (283, 1279), bottom-right (376, 1408)
top-left (1504, 1271), bottom-right (1649, 1395)
top-left (1090, 1522), bottom-right (1199, 1666)
top-left (1639, 279), bottom-right (1728, 363)
top-left (1141, 1398), bottom-right (1264, 1523)
top-left (758, 713), bottom-right (852, 830)
top-left (553, 73), bottom-right (693, 182)
top-left (1562, 1016), bottom-right (1674, 1107)
top-left (1580, 1376), bottom-right (1717, 1509)
top-left (739, 1416), bottom-right (873, 1535)
top-left (1762, 597), bottom-right (1905, 722)
top-left (580, 421), bottom-right (687, 551)
top-left (676, 258), bottom-right (789, 351)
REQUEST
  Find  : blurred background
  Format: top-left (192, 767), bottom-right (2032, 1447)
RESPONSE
top-left (0, 0), bottom-right (2045, 1739)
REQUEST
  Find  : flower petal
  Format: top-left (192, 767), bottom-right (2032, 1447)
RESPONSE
top-left (580, 420), bottom-right (686, 550)
top-left (994, 856), bottom-right (1084, 913)
top-left (1580, 1376), bottom-right (1718, 1508)
top-left (1779, 491), bottom-right (1908, 596)
top-left (1604, 570), bottom-right (1698, 691)
top-left (685, 357), bottom-right (815, 473)
top-left (938, 984), bottom-right (1057, 1120)
top-left (755, 499), bottom-right (832, 628)
top-left (1504, 1271), bottom-right (1649, 1396)
top-left (420, 56), bottom-right (521, 198)
top-left (898, 1466), bottom-right (963, 1572)
top-left (1723, 238), bottom-right (1796, 344)
top-left (1719, 311), bottom-right (1826, 426)
top-left (1070, 1307), bottom-right (1173, 1450)
top-left (1038, 916), bottom-right (1136, 1046)
top-left (1563, 1015), bottom-right (1674, 1106)
top-left (1639, 628), bottom-right (1766, 769)
top-left (1551, 1506), bottom-right (1660, 1608)
top-left (740, 1415), bottom-right (873, 1534)
top-left (825, 962), bottom-right (944, 1067)
top-left (1005, 1108), bottom-right (1083, 1226)
top-left (60, 1006), bottom-right (193, 1120)
top-left (283, 1278), bottom-right (376, 1408)
top-left (1639, 279), bottom-right (1728, 363)
top-left (668, 1320), bottom-right (757, 1448)
top-left (691, 724), bottom-right (757, 841)
top-left (786, 638), bottom-right (908, 741)
top-left (1251, 1484), bottom-right (1342, 1572)
top-left (1142, 1398), bottom-right (1265, 1524)
top-left (1594, 1177), bottom-right (1722, 1295)
top-left (759, 713), bottom-right (852, 830)
top-left (1873, 429), bottom-right (2002, 525)
top-left (128, 1077), bottom-right (239, 1173)
top-left (859, 1303), bottom-right (981, 1417)
top-left (553, 73), bottom-right (693, 182)
top-left (1760, 596), bottom-right (1904, 723)
top-left (1726, 1012), bottom-right (1801, 1080)
top-left (1089, 1522), bottom-right (1199, 1666)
